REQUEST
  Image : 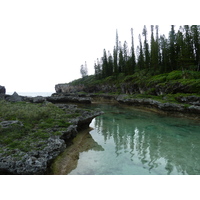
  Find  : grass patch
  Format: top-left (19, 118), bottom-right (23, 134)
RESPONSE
top-left (0, 100), bottom-right (80, 154)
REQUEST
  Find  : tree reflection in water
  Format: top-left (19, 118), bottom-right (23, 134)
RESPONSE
top-left (90, 104), bottom-right (200, 175)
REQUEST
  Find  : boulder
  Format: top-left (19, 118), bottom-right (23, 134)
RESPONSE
top-left (6, 92), bottom-right (23, 102)
top-left (32, 96), bottom-right (46, 103)
top-left (0, 86), bottom-right (6, 99)
top-left (0, 85), bottom-right (6, 94)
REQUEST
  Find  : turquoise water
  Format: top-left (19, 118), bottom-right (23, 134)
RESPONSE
top-left (68, 104), bottom-right (200, 175)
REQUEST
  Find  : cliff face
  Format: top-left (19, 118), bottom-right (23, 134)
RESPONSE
top-left (55, 84), bottom-right (85, 93)
top-left (55, 81), bottom-right (194, 96)
top-left (53, 80), bottom-right (200, 119)
top-left (56, 71), bottom-right (200, 96)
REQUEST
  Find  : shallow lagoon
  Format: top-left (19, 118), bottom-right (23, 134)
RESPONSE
top-left (56, 103), bottom-right (200, 175)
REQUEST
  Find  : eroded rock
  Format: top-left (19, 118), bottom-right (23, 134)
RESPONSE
top-left (0, 108), bottom-right (103, 174)
top-left (0, 120), bottom-right (23, 128)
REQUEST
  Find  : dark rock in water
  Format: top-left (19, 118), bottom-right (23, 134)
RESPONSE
top-left (5, 92), bottom-right (23, 102)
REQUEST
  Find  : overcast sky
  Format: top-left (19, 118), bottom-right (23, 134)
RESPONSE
top-left (0, 0), bottom-right (197, 93)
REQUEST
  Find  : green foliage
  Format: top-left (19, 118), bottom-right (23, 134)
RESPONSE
top-left (147, 73), bottom-right (167, 85)
top-left (0, 100), bottom-right (76, 154)
top-left (166, 70), bottom-right (183, 80)
top-left (92, 25), bottom-right (200, 81)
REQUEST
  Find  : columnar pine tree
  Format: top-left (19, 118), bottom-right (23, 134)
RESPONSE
top-left (118, 41), bottom-right (124, 73)
top-left (113, 30), bottom-right (119, 75)
top-left (130, 28), bottom-right (136, 74)
top-left (155, 25), bottom-right (160, 70)
top-left (169, 25), bottom-right (176, 71)
top-left (93, 25), bottom-right (200, 80)
top-left (142, 25), bottom-right (150, 70)
top-left (123, 41), bottom-right (129, 75)
top-left (191, 25), bottom-right (200, 70)
top-left (183, 25), bottom-right (195, 69)
top-left (113, 46), bottom-right (118, 75)
top-left (137, 34), bottom-right (145, 71)
top-left (94, 58), bottom-right (102, 79)
top-left (108, 51), bottom-right (114, 76)
top-left (160, 34), bottom-right (169, 73)
top-left (176, 27), bottom-right (184, 70)
top-left (102, 49), bottom-right (108, 78)
top-left (150, 25), bottom-right (156, 70)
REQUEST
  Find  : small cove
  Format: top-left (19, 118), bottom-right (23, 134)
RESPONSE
top-left (52, 103), bottom-right (200, 175)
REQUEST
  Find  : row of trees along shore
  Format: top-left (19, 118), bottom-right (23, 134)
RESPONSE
top-left (93, 25), bottom-right (200, 80)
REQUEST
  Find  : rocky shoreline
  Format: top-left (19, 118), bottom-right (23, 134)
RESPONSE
top-left (1, 84), bottom-right (200, 174)
top-left (0, 89), bottom-right (103, 175)
top-left (48, 91), bottom-right (200, 117)
top-left (54, 83), bottom-right (200, 116)
top-left (0, 110), bottom-right (103, 175)
top-left (52, 92), bottom-right (200, 117)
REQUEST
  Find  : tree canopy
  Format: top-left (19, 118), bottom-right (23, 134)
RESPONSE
top-left (93, 25), bottom-right (200, 79)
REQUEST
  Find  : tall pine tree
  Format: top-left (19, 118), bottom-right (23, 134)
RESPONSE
top-left (169, 25), bottom-right (176, 71)
top-left (137, 34), bottom-right (145, 71)
top-left (191, 25), bottom-right (200, 70)
top-left (130, 28), bottom-right (136, 74)
top-left (142, 25), bottom-right (150, 70)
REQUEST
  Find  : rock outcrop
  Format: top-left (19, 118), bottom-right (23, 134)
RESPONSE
top-left (46, 94), bottom-right (91, 104)
top-left (0, 85), bottom-right (6, 99)
top-left (0, 85), bottom-right (6, 94)
top-left (0, 104), bottom-right (103, 175)
top-left (0, 134), bottom-right (67, 175)
top-left (5, 92), bottom-right (23, 102)
top-left (55, 84), bottom-right (85, 93)
top-left (175, 96), bottom-right (200, 106)
top-left (116, 95), bottom-right (200, 115)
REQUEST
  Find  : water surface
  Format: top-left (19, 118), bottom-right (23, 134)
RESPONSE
top-left (59, 103), bottom-right (200, 175)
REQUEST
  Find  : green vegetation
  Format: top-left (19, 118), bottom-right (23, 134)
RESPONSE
top-left (93, 25), bottom-right (200, 79)
top-left (70, 69), bottom-right (200, 94)
top-left (0, 101), bottom-right (77, 156)
top-left (69, 25), bottom-right (200, 104)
